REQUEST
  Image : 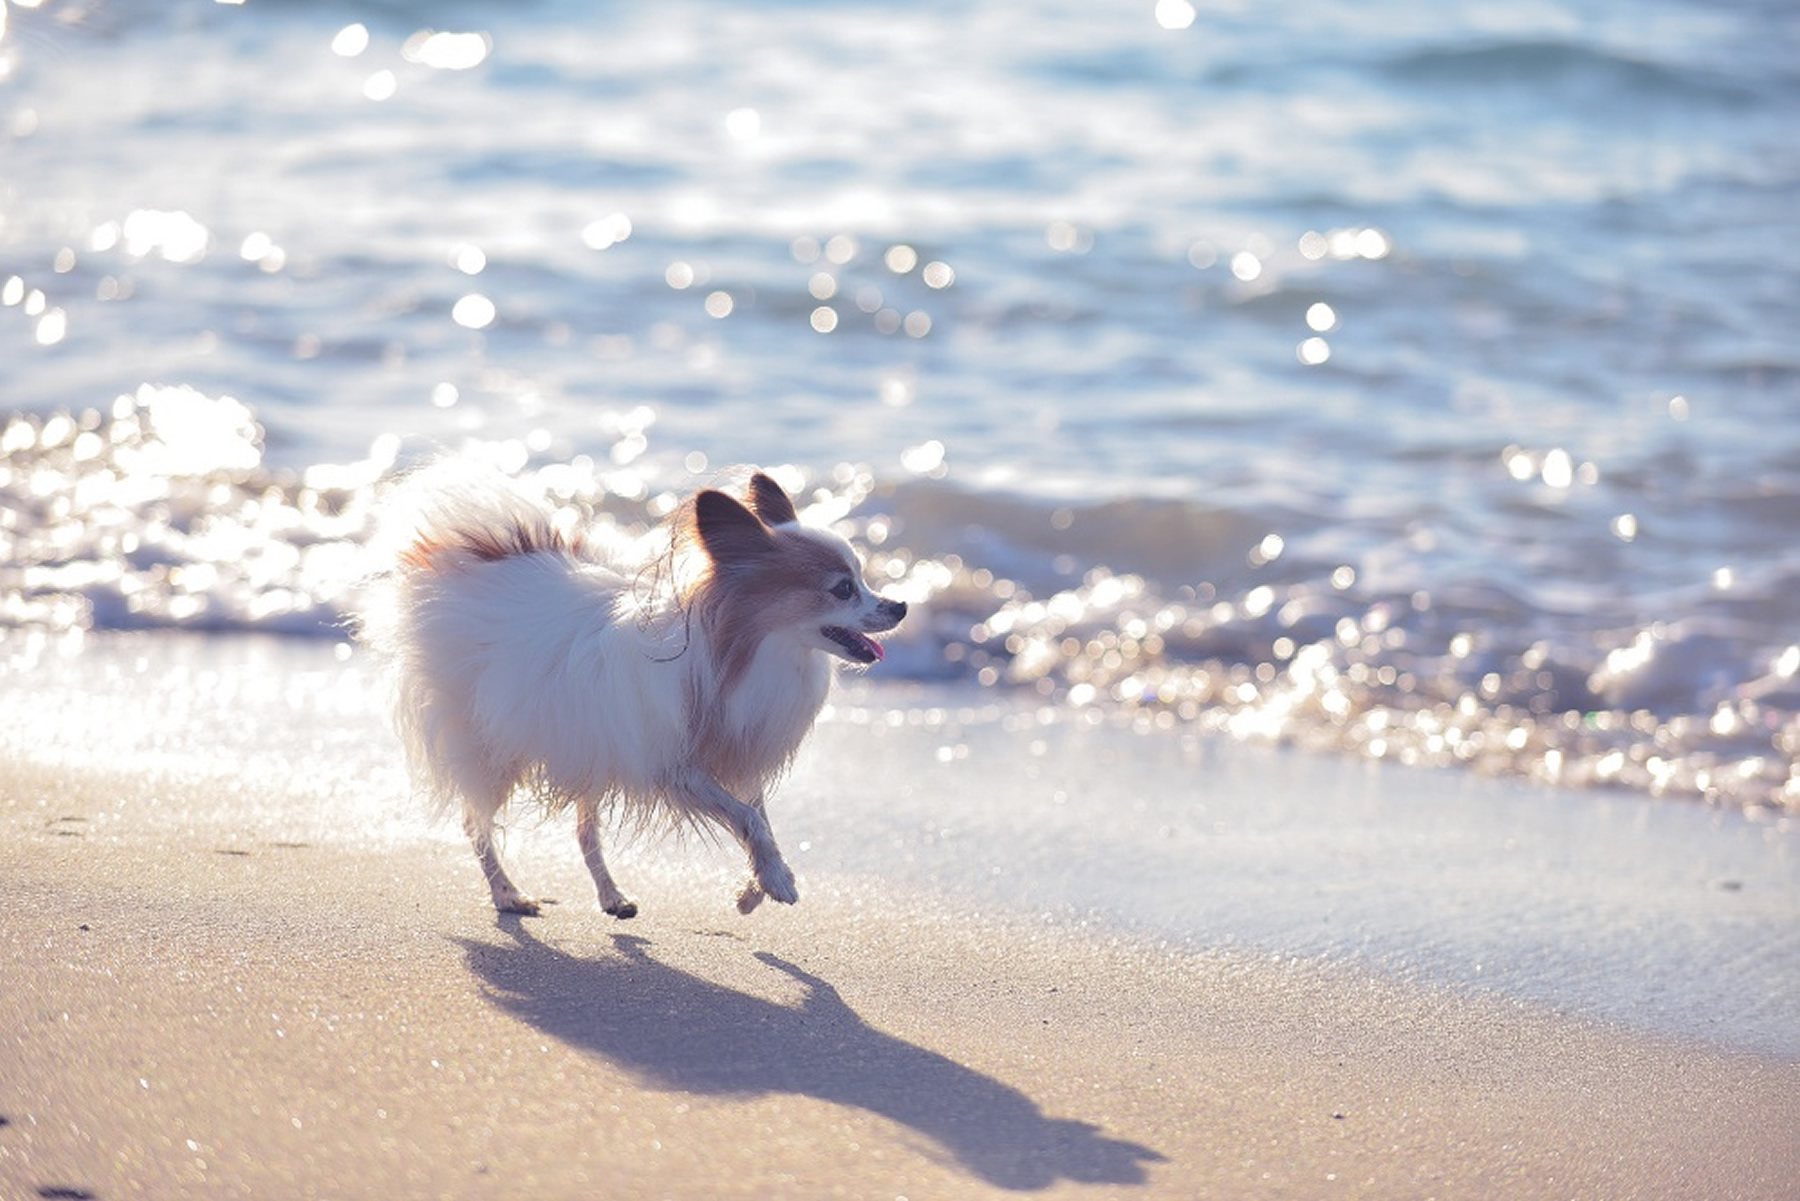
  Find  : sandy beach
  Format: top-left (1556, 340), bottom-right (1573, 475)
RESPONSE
top-left (1, 635), bottom-right (1796, 1200)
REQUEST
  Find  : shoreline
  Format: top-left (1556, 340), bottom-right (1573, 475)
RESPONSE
top-left (4, 632), bottom-right (1794, 1056)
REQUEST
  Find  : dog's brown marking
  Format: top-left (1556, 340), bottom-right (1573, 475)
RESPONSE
top-left (402, 518), bottom-right (584, 571)
top-left (746, 471), bottom-right (800, 526)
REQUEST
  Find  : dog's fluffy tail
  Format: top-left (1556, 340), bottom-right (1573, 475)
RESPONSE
top-left (356, 461), bottom-right (580, 821)
top-left (380, 460), bottom-right (581, 573)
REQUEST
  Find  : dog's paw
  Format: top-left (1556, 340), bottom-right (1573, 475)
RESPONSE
top-left (756, 860), bottom-right (799, 906)
top-left (736, 880), bottom-right (765, 915)
top-left (603, 900), bottom-right (639, 920)
top-left (494, 892), bottom-right (542, 917)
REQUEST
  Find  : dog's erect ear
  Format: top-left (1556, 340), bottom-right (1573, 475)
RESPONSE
top-left (695, 489), bottom-right (774, 565)
top-left (746, 472), bottom-right (799, 527)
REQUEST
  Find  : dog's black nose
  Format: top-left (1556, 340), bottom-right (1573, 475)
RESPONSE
top-left (882, 598), bottom-right (907, 622)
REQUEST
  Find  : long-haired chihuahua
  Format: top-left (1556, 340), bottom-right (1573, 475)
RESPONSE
top-left (358, 464), bottom-right (906, 918)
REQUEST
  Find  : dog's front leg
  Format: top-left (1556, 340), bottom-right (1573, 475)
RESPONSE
top-left (734, 792), bottom-right (777, 914)
top-left (670, 768), bottom-right (797, 911)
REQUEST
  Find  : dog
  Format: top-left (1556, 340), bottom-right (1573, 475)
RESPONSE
top-left (357, 463), bottom-right (906, 918)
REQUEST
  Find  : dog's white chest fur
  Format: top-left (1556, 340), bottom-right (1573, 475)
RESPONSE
top-left (715, 637), bottom-right (834, 773)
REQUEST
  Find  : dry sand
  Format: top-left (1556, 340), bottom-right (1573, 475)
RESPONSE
top-left (0, 636), bottom-right (1795, 1199)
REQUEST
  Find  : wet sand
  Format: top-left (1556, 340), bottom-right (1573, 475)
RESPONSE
top-left (0, 636), bottom-right (1795, 1198)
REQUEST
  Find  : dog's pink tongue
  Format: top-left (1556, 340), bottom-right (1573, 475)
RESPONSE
top-left (850, 629), bottom-right (884, 662)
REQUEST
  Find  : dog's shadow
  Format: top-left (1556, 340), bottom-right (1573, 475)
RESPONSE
top-left (460, 924), bottom-right (1164, 1191)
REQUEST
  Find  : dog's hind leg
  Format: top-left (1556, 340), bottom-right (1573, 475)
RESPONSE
top-left (670, 769), bottom-right (797, 913)
top-left (575, 801), bottom-right (637, 919)
top-left (463, 795), bottom-right (540, 916)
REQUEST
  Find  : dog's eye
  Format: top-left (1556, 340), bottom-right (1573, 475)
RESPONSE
top-left (829, 578), bottom-right (856, 600)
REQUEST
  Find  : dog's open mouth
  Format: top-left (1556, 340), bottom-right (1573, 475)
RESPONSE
top-left (821, 625), bottom-right (884, 664)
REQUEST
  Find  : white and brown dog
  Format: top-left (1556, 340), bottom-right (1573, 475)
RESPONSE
top-left (358, 464), bottom-right (905, 918)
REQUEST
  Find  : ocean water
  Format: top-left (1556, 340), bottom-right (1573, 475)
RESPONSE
top-left (2, 0), bottom-right (1797, 812)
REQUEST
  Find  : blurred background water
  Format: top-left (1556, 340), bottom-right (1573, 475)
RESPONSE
top-left (2, 0), bottom-right (1797, 812)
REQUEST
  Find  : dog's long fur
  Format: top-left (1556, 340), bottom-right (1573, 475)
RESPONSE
top-left (357, 462), bottom-right (905, 918)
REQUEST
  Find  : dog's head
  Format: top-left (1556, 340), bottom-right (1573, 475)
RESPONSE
top-left (692, 472), bottom-right (907, 667)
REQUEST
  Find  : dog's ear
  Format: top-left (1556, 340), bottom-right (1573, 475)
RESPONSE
top-left (746, 472), bottom-right (799, 527)
top-left (695, 489), bottom-right (774, 565)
